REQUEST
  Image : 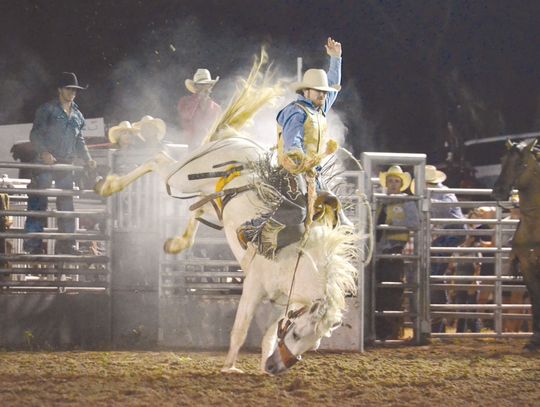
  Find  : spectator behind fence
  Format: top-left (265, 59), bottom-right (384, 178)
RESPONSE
top-left (23, 72), bottom-right (96, 255)
top-left (414, 164), bottom-right (465, 333)
top-left (375, 165), bottom-right (420, 340)
top-left (177, 68), bottom-right (221, 146)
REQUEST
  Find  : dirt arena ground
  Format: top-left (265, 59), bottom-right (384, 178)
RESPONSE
top-left (1, 339), bottom-right (539, 406)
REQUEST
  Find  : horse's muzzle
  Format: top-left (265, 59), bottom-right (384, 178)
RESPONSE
top-left (491, 183), bottom-right (510, 201)
top-left (264, 342), bottom-right (300, 375)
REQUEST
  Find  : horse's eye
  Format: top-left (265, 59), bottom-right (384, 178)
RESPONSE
top-left (292, 331), bottom-right (300, 341)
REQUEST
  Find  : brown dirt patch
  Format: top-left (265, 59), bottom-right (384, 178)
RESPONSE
top-left (0, 339), bottom-right (539, 406)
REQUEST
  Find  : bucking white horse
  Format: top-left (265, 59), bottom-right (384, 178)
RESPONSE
top-left (95, 51), bottom-right (361, 374)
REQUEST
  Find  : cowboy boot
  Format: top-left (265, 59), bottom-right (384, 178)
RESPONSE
top-left (236, 225), bottom-right (249, 250)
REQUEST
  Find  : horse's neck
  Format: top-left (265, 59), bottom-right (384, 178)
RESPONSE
top-left (518, 162), bottom-right (540, 209)
top-left (518, 189), bottom-right (540, 219)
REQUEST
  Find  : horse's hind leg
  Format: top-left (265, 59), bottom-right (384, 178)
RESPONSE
top-left (94, 152), bottom-right (174, 197)
top-left (222, 272), bottom-right (263, 373)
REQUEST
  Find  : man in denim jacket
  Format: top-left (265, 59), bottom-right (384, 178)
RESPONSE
top-left (23, 72), bottom-right (96, 255)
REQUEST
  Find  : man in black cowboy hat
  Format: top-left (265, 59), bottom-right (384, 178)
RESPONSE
top-left (23, 72), bottom-right (96, 255)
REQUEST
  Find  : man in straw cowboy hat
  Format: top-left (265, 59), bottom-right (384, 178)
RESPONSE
top-left (375, 165), bottom-right (420, 340)
top-left (23, 72), bottom-right (96, 255)
top-left (277, 37), bottom-right (342, 225)
top-left (177, 68), bottom-right (221, 145)
top-left (277, 37), bottom-right (341, 175)
top-left (235, 37), bottom-right (343, 256)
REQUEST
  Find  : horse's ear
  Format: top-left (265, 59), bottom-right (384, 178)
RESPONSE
top-left (288, 306), bottom-right (307, 319)
top-left (309, 302), bottom-right (319, 314)
top-left (505, 139), bottom-right (513, 150)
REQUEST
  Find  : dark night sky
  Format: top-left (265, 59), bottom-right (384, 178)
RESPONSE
top-left (1, 0), bottom-right (539, 160)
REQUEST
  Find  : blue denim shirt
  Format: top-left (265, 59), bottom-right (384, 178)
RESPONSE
top-left (277, 56), bottom-right (341, 154)
top-left (30, 99), bottom-right (91, 162)
top-left (430, 183), bottom-right (464, 220)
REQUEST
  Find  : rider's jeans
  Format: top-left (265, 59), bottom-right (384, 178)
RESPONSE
top-left (23, 169), bottom-right (75, 251)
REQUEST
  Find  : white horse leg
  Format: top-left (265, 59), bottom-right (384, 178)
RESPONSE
top-left (222, 272), bottom-right (263, 373)
top-left (94, 152), bottom-right (175, 197)
top-left (163, 209), bottom-right (203, 254)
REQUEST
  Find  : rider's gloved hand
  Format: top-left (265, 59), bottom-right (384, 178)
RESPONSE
top-left (282, 150), bottom-right (306, 174)
top-left (325, 139), bottom-right (338, 155)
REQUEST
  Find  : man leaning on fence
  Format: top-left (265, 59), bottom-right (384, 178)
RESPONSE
top-left (23, 72), bottom-right (96, 255)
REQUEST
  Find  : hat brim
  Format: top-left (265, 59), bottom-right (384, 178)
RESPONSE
top-left (185, 78), bottom-right (219, 93)
top-left (425, 171), bottom-right (447, 184)
top-left (291, 82), bottom-right (341, 93)
top-left (379, 171), bottom-right (412, 192)
top-left (62, 84), bottom-right (89, 90)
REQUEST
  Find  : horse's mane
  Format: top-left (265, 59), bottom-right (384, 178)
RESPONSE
top-left (201, 48), bottom-right (284, 145)
top-left (302, 225), bottom-right (359, 336)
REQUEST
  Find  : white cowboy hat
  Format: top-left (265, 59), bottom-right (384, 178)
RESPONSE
top-left (291, 69), bottom-right (341, 94)
top-left (425, 165), bottom-right (447, 184)
top-left (185, 68), bottom-right (220, 93)
top-left (410, 165), bottom-right (448, 194)
top-left (379, 165), bottom-right (412, 192)
top-left (132, 115), bottom-right (166, 142)
top-left (108, 121), bottom-right (144, 144)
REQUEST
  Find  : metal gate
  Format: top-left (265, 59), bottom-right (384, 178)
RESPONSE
top-left (0, 159), bottom-right (111, 348)
top-left (362, 152), bottom-right (532, 344)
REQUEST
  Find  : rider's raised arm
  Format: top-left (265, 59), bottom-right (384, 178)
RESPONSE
top-left (324, 37), bottom-right (342, 114)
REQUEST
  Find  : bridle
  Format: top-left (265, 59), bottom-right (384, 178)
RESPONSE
top-left (276, 305), bottom-right (308, 369)
top-left (495, 146), bottom-right (533, 210)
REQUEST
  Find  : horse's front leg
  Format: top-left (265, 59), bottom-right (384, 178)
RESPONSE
top-left (222, 271), bottom-right (263, 374)
top-left (524, 275), bottom-right (540, 350)
top-left (163, 209), bottom-right (203, 254)
top-left (520, 258), bottom-right (540, 351)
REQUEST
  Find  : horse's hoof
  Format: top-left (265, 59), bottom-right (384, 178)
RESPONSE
top-left (164, 238), bottom-right (184, 254)
top-left (260, 367), bottom-right (273, 375)
top-left (221, 366), bottom-right (244, 374)
top-left (93, 178), bottom-right (108, 196)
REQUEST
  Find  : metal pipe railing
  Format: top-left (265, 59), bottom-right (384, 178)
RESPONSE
top-left (0, 161), bottom-right (85, 171)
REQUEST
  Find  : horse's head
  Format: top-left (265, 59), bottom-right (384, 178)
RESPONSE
top-left (264, 299), bottom-right (341, 375)
top-left (492, 138), bottom-right (538, 201)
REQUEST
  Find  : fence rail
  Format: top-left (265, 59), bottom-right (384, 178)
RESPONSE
top-left (0, 160), bottom-right (111, 293)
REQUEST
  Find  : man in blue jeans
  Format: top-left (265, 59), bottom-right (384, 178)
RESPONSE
top-left (23, 72), bottom-right (96, 255)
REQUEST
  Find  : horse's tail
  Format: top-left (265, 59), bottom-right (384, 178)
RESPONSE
top-left (201, 48), bottom-right (284, 144)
